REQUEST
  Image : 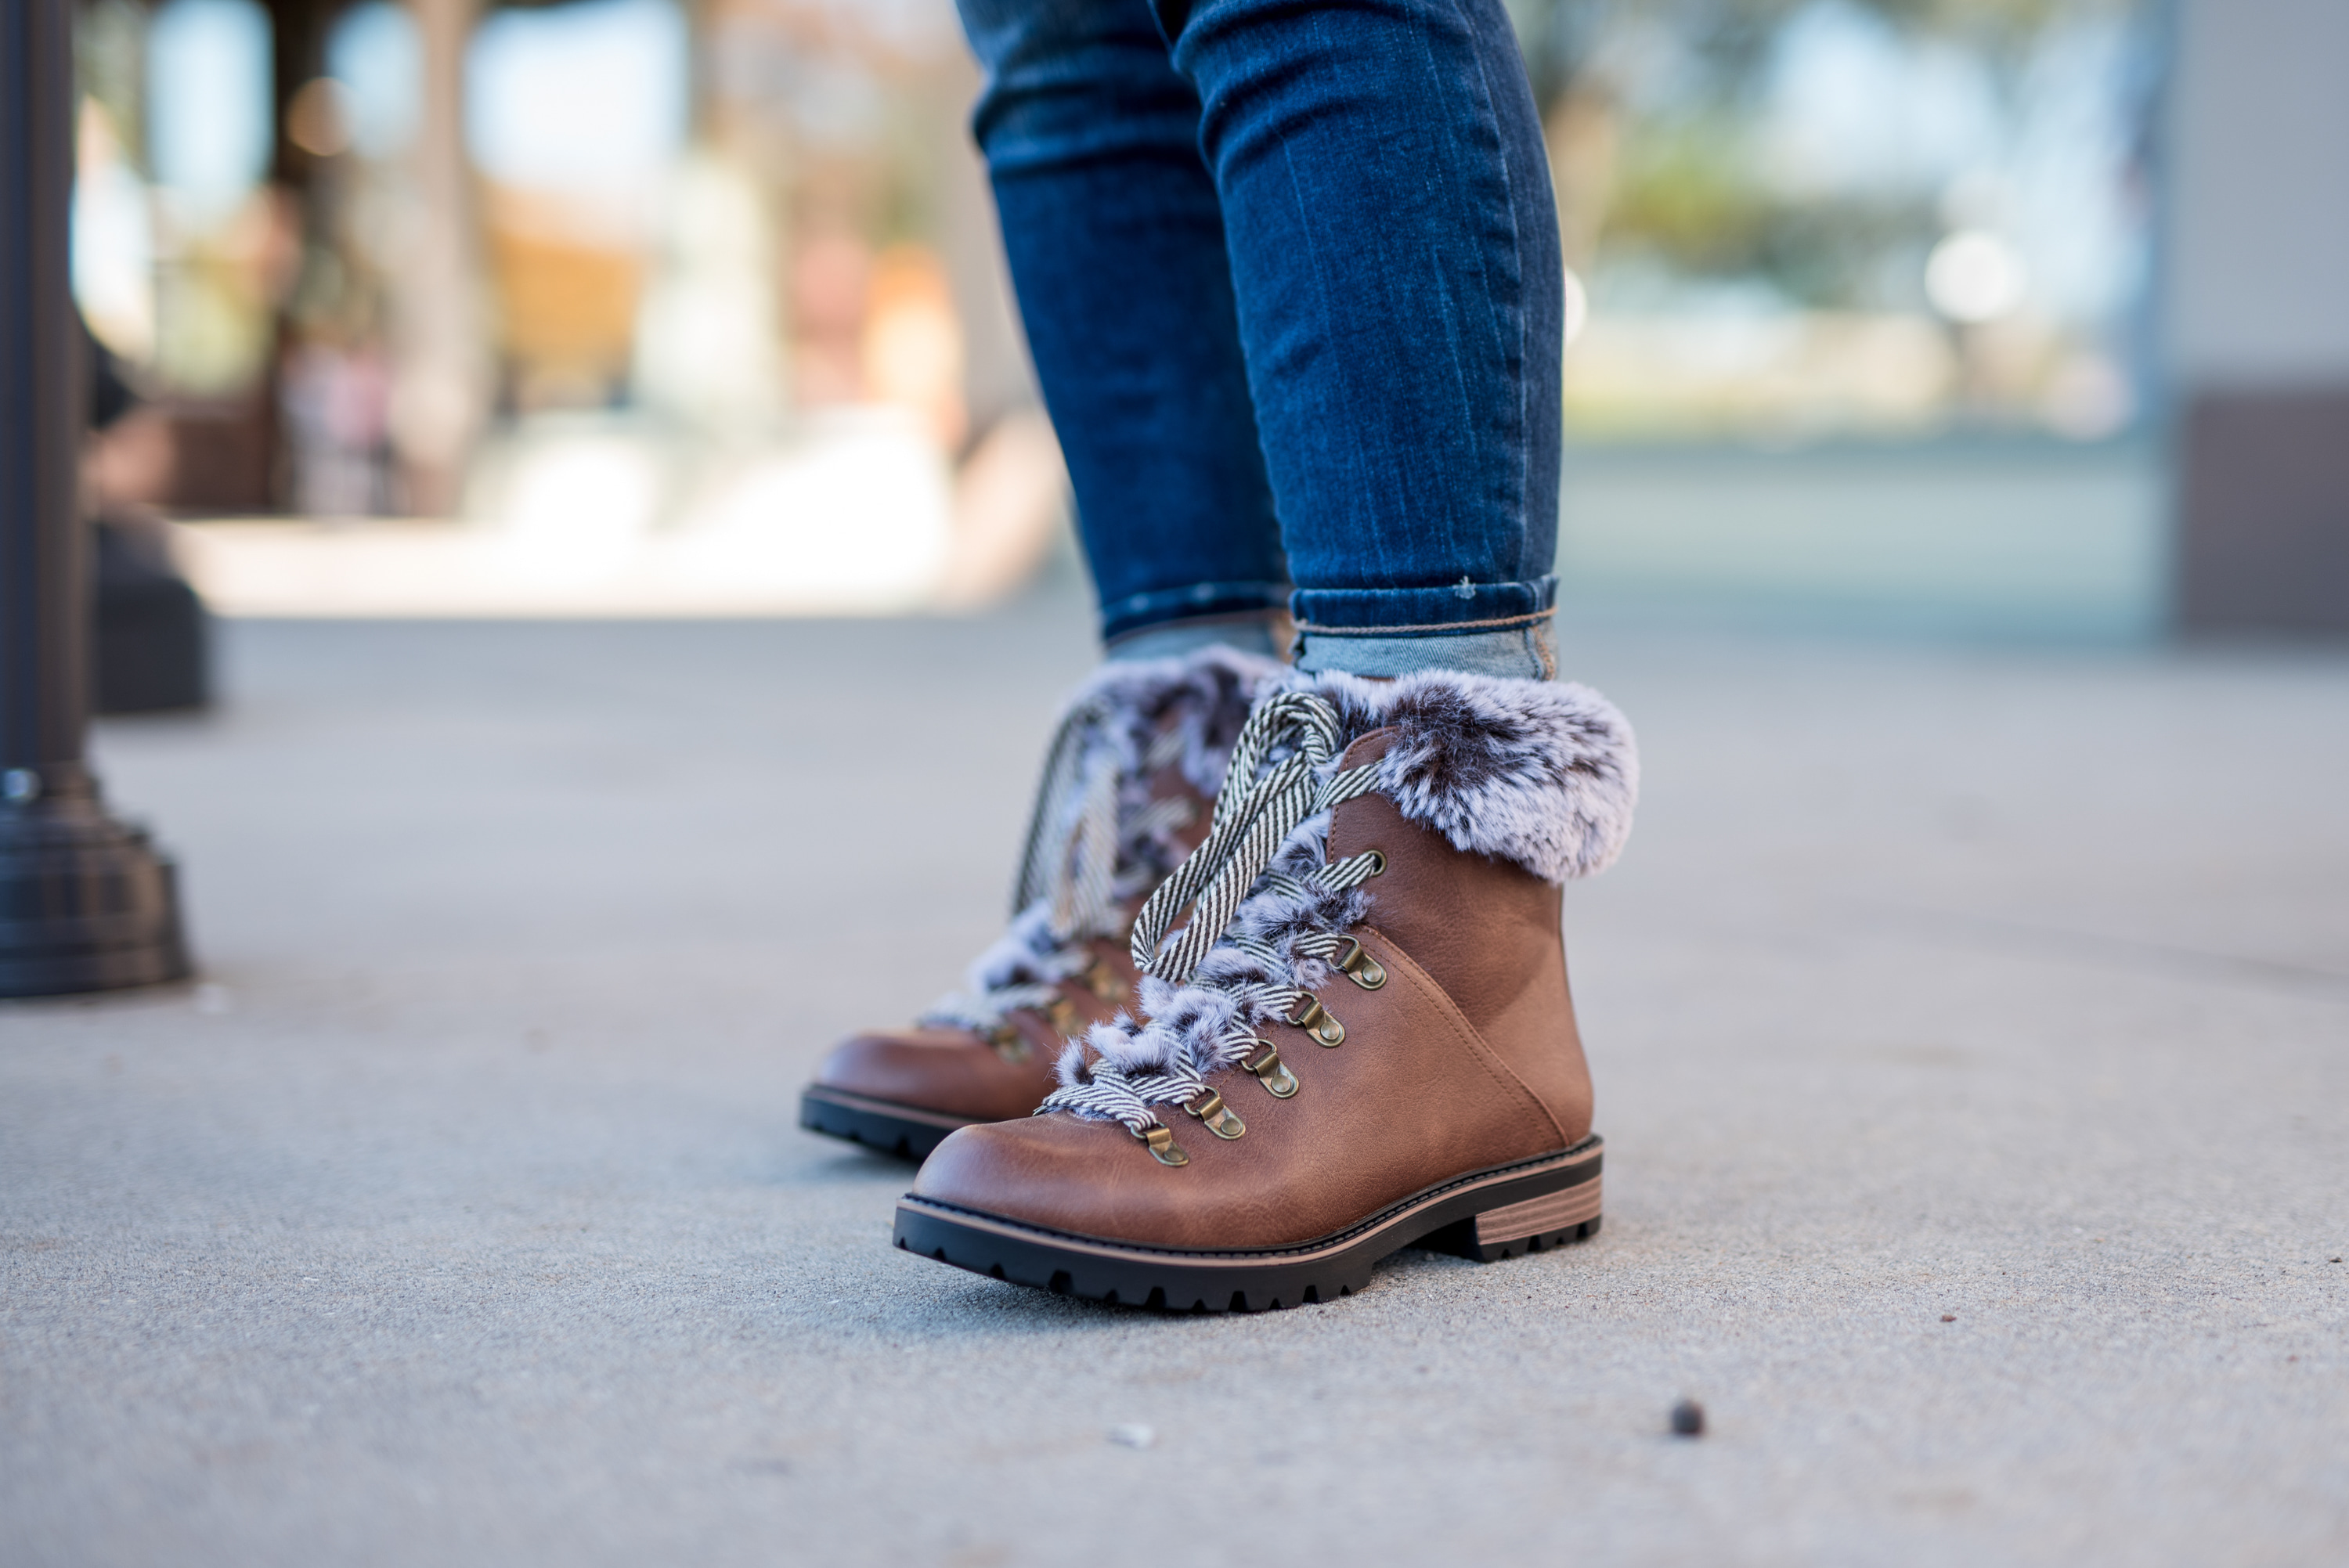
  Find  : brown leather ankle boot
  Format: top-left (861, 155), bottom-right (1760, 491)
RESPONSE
top-left (893, 669), bottom-right (1638, 1307)
top-left (799, 648), bottom-right (1282, 1159)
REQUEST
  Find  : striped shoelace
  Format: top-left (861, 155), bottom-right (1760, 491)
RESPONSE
top-left (1038, 690), bottom-right (1384, 1136)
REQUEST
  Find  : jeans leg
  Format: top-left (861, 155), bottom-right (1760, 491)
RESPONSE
top-left (956, 0), bottom-right (1290, 646)
top-left (1165, 0), bottom-right (1565, 678)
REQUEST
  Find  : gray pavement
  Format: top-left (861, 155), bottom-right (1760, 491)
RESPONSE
top-left (4, 598), bottom-right (2346, 1566)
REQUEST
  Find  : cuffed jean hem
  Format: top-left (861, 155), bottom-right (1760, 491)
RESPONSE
top-left (1288, 574), bottom-right (1556, 636)
top-left (1294, 618), bottom-right (1557, 680)
top-left (1098, 579), bottom-right (1291, 643)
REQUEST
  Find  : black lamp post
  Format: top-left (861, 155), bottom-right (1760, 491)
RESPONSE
top-left (1, 0), bottom-right (189, 995)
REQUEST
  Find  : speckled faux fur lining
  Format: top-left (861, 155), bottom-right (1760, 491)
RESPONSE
top-left (1307, 667), bottom-right (1638, 885)
top-left (1055, 666), bottom-right (1636, 1093)
top-left (1057, 645), bottom-right (1281, 806)
top-left (932, 646), bottom-right (1286, 1011)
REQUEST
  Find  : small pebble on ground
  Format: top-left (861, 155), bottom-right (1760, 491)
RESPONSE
top-left (1669, 1400), bottom-right (1705, 1438)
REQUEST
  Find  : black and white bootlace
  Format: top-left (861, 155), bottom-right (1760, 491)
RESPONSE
top-left (1037, 690), bottom-right (1389, 1161)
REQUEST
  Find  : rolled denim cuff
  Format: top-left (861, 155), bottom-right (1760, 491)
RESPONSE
top-left (1289, 574), bottom-right (1559, 679)
top-left (1098, 579), bottom-right (1291, 643)
top-left (1289, 574), bottom-right (1555, 634)
top-left (1294, 621), bottom-right (1557, 679)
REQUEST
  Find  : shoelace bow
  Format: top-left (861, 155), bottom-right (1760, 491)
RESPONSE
top-left (925, 696), bottom-right (1194, 1039)
top-left (1038, 690), bottom-right (1385, 1137)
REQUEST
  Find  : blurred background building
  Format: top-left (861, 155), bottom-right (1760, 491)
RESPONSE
top-left (63, 0), bottom-right (2349, 633)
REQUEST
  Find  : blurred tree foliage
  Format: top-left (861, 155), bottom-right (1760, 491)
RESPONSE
top-left (1512, 0), bottom-right (2110, 104)
top-left (1506, 0), bottom-right (2132, 309)
top-left (1601, 119), bottom-right (1930, 308)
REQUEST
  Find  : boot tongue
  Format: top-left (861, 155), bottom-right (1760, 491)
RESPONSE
top-left (1048, 751), bottom-right (1122, 939)
top-left (1129, 691), bottom-right (1384, 985)
top-left (1011, 692), bottom-right (1119, 919)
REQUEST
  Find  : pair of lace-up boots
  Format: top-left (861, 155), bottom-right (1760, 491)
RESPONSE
top-left (800, 648), bottom-right (1637, 1311)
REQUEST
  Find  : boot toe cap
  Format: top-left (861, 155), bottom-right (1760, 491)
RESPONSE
top-left (911, 1113), bottom-right (1268, 1249)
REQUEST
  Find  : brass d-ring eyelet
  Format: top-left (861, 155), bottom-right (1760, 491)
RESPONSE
top-left (1364, 850), bottom-right (1386, 876)
top-left (1286, 995), bottom-right (1345, 1047)
top-left (1331, 936), bottom-right (1386, 990)
top-left (1134, 1123), bottom-right (1189, 1166)
top-left (1181, 1088), bottom-right (1246, 1140)
top-left (1240, 1038), bottom-right (1299, 1098)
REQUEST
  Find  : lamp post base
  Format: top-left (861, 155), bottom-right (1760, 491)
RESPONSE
top-left (0, 763), bottom-right (189, 997)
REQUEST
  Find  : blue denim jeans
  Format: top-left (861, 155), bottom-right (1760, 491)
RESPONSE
top-left (958, 0), bottom-right (1564, 678)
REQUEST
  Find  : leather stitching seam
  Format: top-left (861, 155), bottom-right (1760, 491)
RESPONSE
top-left (1359, 927), bottom-right (1573, 1151)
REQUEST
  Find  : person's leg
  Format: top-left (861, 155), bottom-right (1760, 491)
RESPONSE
top-left (803, 0), bottom-right (1301, 1152)
top-left (892, 0), bottom-right (1644, 1307)
top-left (957, 0), bottom-right (1289, 654)
top-left (1166, 0), bottom-right (1567, 679)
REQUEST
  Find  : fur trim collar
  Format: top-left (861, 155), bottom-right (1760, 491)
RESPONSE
top-left (1304, 668), bottom-right (1638, 884)
top-left (1054, 667), bottom-right (1636, 1097)
top-left (1058, 645), bottom-right (1285, 802)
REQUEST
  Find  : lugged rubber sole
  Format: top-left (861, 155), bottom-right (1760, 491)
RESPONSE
top-left (891, 1134), bottom-right (1602, 1310)
top-left (799, 1086), bottom-right (973, 1162)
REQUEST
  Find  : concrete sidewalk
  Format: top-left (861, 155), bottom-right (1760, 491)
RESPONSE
top-left (4, 602), bottom-right (2344, 1566)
